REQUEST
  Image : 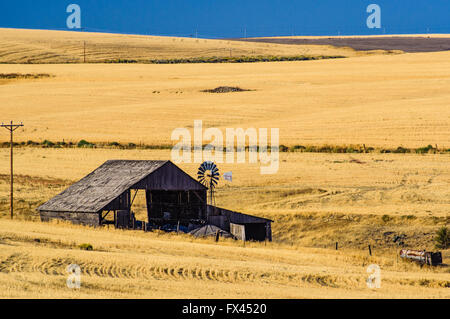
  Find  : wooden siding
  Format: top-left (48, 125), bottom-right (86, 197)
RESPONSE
top-left (40, 211), bottom-right (100, 226)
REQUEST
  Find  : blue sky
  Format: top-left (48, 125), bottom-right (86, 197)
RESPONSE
top-left (0, 1), bottom-right (449, 38)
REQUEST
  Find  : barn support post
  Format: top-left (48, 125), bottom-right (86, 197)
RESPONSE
top-left (130, 189), bottom-right (139, 208)
top-left (100, 210), bottom-right (111, 226)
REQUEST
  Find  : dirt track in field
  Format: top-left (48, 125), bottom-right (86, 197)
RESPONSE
top-left (233, 37), bottom-right (450, 52)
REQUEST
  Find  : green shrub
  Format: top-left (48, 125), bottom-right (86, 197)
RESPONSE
top-left (77, 140), bottom-right (95, 148)
top-left (394, 146), bottom-right (410, 153)
top-left (79, 243), bottom-right (93, 251)
top-left (381, 214), bottom-right (392, 223)
top-left (279, 145), bottom-right (289, 152)
top-left (292, 145), bottom-right (306, 152)
top-left (42, 140), bottom-right (55, 147)
top-left (434, 227), bottom-right (449, 249)
top-left (416, 145), bottom-right (433, 154)
top-left (108, 141), bottom-right (121, 147)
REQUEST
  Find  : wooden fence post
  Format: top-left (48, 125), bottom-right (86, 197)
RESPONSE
top-left (336, 242), bottom-right (338, 250)
top-left (368, 245), bottom-right (372, 256)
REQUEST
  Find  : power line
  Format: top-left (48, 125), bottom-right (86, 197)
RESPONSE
top-left (1, 121), bottom-right (24, 219)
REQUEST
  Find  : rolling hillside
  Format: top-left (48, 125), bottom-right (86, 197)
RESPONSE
top-left (0, 28), bottom-right (367, 63)
top-left (0, 51), bottom-right (449, 148)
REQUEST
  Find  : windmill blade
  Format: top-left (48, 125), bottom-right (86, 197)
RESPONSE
top-left (198, 166), bottom-right (206, 175)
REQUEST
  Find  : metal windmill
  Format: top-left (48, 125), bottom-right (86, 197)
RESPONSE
top-left (197, 161), bottom-right (219, 205)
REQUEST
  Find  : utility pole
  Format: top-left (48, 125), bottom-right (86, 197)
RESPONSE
top-left (1, 121), bottom-right (23, 219)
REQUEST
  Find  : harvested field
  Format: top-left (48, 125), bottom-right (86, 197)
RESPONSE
top-left (0, 51), bottom-right (450, 148)
top-left (235, 36), bottom-right (450, 52)
top-left (0, 219), bottom-right (448, 298)
top-left (0, 28), bottom-right (366, 64)
top-left (0, 148), bottom-right (448, 221)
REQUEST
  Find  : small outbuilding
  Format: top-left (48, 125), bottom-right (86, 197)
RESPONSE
top-left (37, 160), bottom-right (273, 241)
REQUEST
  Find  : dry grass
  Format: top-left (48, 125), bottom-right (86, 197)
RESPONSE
top-left (1, 148), bottom-right (449, 217)
top-left (0, 52), bottom-right (449, 148)
top-left (0, 148), bottom-right (448, 252)
top-left (0, 28), bottom-right (367, 64)
top-left (0, 218), bottom-right (448, 299)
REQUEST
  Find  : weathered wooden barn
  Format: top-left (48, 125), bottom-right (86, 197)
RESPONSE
top-left (37, 160), bottom-right (272, 241)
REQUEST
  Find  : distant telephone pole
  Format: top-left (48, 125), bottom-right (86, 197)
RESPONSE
top-left (1, 121), bottom-right (24, 219)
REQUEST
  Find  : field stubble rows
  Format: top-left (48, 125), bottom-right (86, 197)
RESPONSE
top-left (0, 219), bottom-right (449, 298)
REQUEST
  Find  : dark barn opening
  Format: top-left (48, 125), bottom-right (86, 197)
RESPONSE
top-left (242, 223), bottom-right (267, 241)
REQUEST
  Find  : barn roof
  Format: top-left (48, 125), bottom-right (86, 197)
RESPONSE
top-left (37, 160), bottom-right (205, 214)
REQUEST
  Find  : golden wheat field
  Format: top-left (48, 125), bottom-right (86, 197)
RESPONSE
top-left (0, 45), bottom-right (449, 147)
top-left (0, 148), bottom-right (448, 298)
top-left (0, 218), bottom-right (449, 299)
top-left (0, 29), bottom-right (449, 299)
top-left (0, 28), bottom-right (367, 64)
